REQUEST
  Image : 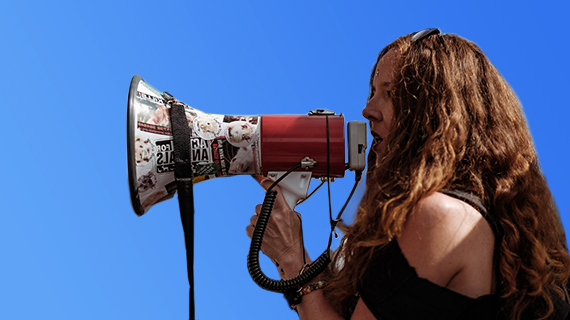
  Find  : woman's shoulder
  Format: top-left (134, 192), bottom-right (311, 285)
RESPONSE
top-left (397, 191), bottom-right (496, 298)
top-left (408, 191), bottom-right (485, 225)
top-left (398, 192), bottom-right (493, 252)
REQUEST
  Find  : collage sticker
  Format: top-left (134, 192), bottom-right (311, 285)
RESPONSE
top-left (129, 79), bottom-right (262, 213)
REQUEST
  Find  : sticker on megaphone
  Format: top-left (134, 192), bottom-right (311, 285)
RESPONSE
top-left (127, 76), bottom-right (263, 215)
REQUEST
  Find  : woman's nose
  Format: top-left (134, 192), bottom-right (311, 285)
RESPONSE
top-left (362, 101), bottom-right (381, 122)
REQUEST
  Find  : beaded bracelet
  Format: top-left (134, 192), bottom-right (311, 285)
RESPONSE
top-left (284, 281), bottom-right (328, 310)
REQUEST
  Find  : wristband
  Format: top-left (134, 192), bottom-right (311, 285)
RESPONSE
top-left (284, 281), bottom-right (328, 310)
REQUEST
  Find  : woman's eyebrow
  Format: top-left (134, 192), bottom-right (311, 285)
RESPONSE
top-left (375, 81), bottom-right (392, 88)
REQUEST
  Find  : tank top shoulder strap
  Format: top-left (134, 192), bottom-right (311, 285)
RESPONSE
top-left (441, 190), bottom-right (487, 216)
top-left (440, 190), bottom-right (501, 239)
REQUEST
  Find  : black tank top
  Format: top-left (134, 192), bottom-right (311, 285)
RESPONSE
top-left (349, 191), bottom-right (570, 320)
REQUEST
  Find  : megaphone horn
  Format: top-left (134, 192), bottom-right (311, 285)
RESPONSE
top-left (127, 75), bottom-right (366, 216)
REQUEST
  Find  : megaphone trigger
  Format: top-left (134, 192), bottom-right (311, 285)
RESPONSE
top-left (265, 171), bottom-right (313, 210)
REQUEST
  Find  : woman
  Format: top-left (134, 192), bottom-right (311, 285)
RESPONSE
top-left (246, 29), bottom-right (570, 320)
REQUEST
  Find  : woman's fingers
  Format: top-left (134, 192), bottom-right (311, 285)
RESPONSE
top-left (246, 175), bottom-right (305, 266)
top-left (245, 223), bottom-right (254, 238)
top-left (252, 175), bottom-right (266, 184)
top-left (246, 204), bottom-right (262, 238)
top-left (249, 212), bottom-right (258, 226)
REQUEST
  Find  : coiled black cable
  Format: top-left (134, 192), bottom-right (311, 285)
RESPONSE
top-left (247, 189), bottom-right (331, 292)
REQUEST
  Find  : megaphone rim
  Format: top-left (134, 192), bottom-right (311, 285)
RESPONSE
top-left (127, 74), bottom-right (146, 216)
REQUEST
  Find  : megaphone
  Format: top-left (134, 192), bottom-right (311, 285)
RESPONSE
top-left (127, 75), bottom-right (367, 319)
top-left (127, 75), bottom-right (367, 215)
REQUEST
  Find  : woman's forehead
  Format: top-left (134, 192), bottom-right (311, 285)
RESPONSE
top-left (374, 49), bottom-right (398, 85)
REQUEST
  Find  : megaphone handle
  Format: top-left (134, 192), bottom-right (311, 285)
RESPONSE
top-left (266, 171), bottom-right (312, 210)
top-left (247, 190), bottom-right (331, 293)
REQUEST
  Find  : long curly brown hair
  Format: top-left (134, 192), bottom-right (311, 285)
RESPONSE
top-left (323, 32), bottom-right (570, 320)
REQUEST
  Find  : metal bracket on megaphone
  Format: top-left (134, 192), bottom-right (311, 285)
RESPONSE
top-left (264, 156), bottom-right (316, 209)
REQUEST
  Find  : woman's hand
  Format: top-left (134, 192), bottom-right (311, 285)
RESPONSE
top-left (246, 176), bottom-right (311, 279)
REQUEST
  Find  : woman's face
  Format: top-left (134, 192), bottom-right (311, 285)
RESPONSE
top-left (362, 49), bottom-right (397, 160)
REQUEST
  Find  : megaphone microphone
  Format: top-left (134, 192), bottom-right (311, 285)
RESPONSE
top-left (126, 75), bottom-right (366, 319)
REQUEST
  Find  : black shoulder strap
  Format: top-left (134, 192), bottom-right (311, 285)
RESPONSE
top-left (440, 190), bottom-right (488, 216)
top-left (440, 190), bottom-right (502, 240)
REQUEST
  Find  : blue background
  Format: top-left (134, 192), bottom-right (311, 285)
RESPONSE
top-left (1, 1), bottom-right (568, 319)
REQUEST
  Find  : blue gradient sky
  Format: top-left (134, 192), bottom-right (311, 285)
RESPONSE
top-left (1, 1), bottom-right (568, 319)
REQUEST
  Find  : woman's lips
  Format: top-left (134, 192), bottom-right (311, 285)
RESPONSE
top-left (371, 132), bottom-right (383, 151)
